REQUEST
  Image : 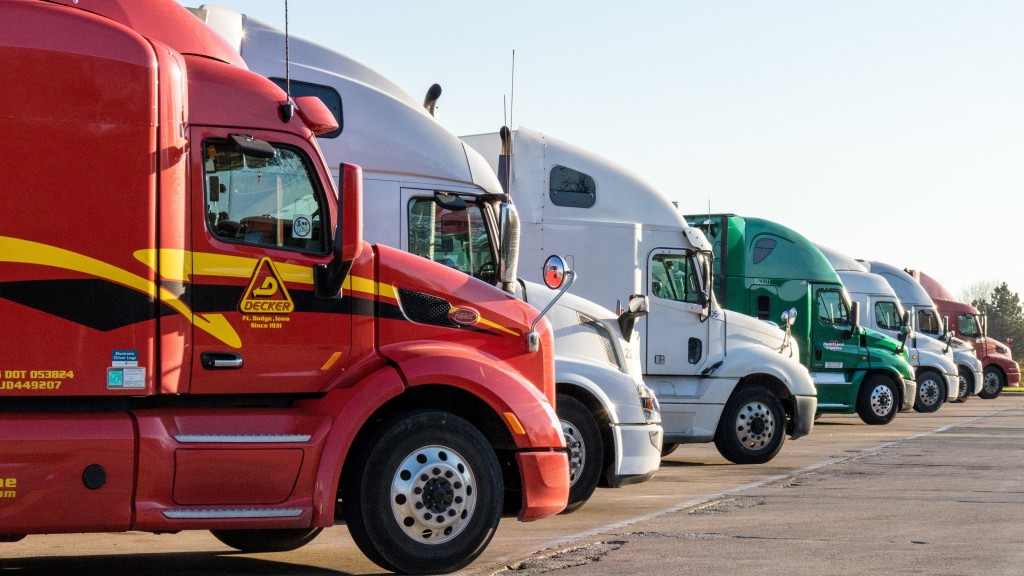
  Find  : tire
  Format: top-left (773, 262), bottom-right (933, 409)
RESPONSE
top-left (342, 410), bottom-right (503, 574)
top-left (856, 374), bottom-right (899, 425)
top-left (557, 394), bottom-right (603, 514)
top-left (980, 366), bottom-right (1005, 399)
top-left (661, 443), bottom-right (680, 458)
top-left (210, 528), bottom-right (322, 553)
top-left (953, 367), bottom-right (971, 403)
top-left (713, 385), bottom-right (786, 464)
top-left (913, 371), bottom-right (945, 413)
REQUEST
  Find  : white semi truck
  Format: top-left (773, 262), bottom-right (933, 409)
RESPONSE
top-left (816, 246), bottom-right (958, 412)
top-left (865, 261), bottom-right (984, 401)
top-left (463, 128), bottom-right (817, 464)
top-left (193, 6), bottom-right (662, 512)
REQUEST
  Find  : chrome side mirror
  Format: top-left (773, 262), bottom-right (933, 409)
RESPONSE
top-left (528, 255), bottom-right (576, 352)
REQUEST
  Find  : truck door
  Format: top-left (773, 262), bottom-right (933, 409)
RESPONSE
top-left (810, 286), bottom-right (856, 371)
top-left (645, 249), bottom-right (710, 375)
top-left (187, 128), bottom-right (352, 394)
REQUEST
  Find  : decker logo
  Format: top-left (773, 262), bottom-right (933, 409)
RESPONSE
top-left (448, 307), bottom-right (480, 326)
top-left (239, 257), bottom-right (294, 313)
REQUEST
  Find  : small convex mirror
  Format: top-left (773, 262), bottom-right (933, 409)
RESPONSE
top-left (543, 255), bottom-right (569, 289)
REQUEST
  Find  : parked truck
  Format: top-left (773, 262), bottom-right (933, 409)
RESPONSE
top-left (191, 5), bottom-right (663, 513)
top-left (816, 246), bottom-right (957, 412)
top-left (909, 270), bottom-right (1020, 398)
top-left (865, 261), bottom-right (984, 402)
top-left (0, 2), bottom-right (570, 573)
top-left (464, 128), bottom-right (817, 465)
top-left (682, 215), bottom-right (916, 425)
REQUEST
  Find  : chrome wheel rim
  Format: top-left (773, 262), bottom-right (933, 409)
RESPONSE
top-left (870, 384), bottom-right (894, 417)
top-left (733, 400), bottom-right (777, 450)
top-left (984, 371), bottom-right (1001, 395)
top-left (562, 420), bottom-right (586, 487)
top-left (391, 445), bottom-right (475, 545)
top-left (918, 377), bottom-right (941, 407)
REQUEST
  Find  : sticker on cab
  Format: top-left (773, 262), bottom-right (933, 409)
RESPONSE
top-left (239, 257), bottom-right (294, 314)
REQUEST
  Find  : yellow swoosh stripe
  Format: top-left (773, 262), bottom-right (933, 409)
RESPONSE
top-left (1, 237), bottom-right (241, 348)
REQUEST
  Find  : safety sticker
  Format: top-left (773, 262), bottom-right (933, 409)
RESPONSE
top-left (108, 367), bottom-right (146, 389)
top-left (292, 215), bottom-right (312, 239)
top-left (112, 349), bottom-right (138, 367)
top-left (825, 362), bottom-right (843, 369)
top-left (239, 257), bottom-right (294, 314)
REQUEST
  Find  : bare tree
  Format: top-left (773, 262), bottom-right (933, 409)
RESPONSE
top-left (960, 280), bottom-right (997, 307)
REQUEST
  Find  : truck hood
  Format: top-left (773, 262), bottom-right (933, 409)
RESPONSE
top-left (723, 308), bottom-right (799, 358)
top-left (863, 327), bottom-right (909, 360)
top-left (981, 337), bottom-right (1014, 361)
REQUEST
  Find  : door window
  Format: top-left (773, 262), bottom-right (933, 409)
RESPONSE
top-left (917, 309), bottom-right (941, 335)
top-left (407, 198), bottom-right (497, 283)
top-left (817, 289), bottom-right (851, 326)
top-left (874, 301), bottom-right (902, 330)
top-left (651, 253), bottom-right (702, 304)
top-left (958, 314), bottom-right (981, 337)
top-left (203, 139), bottom-right (326, 253)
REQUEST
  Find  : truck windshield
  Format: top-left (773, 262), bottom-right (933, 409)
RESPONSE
top-left (407, 196), bottom-right (499, 284)
top-left (651, 252), bottom-right (706, 304)
top-left (958, 313), bottom-right (981, 337)
top-left (817, 289), bottom-right (851, 326)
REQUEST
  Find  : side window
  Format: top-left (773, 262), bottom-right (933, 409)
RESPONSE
top-left (817, 290), bottom-right (851, 326)
top-left (756, 295), bottom-right (771, 320)
top-left (269, 78), bottom-right (343, 138)
top-left (651, 254), bottom-right (701, 304)
top-left (958, 314), bottom-right (980, 337)
top-left (918, 309), bottom-right (940, 335)
top-left (407, 198), bottom-right (496, 284)
top-left (203, 139), bottom-right (326, 253)
top-left (874, 301), bottom-right (901, 330)
top-left (751, 237), bottom-right (776, 264)
top-left (549, 165), bottom-right (596, 208)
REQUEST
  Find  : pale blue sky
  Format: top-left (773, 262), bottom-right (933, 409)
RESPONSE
top-left (185, 1), bottom-right (1024, 301)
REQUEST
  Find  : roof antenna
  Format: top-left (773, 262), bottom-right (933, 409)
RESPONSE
top-left (279, 0), bottom-right (295, 122)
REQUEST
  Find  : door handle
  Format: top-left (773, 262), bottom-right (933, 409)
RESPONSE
top-left (201, 352), bottom-right (244, 370)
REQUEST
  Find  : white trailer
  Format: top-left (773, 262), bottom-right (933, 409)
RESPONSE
top-left (193, 6), bottom-right (662, 511)
top-left (865, 261), bottom-right (984, 400)
top-left (816, 246), bottom-right (958, 412)
top-left (462, 128), bottom-right (817, 464)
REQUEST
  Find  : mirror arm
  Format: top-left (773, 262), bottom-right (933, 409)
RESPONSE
top-left (527, 270), bottom-right (576, 352)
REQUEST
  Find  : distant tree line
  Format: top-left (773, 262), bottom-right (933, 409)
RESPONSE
top-left (962, 282), bottom-right (1024, 360)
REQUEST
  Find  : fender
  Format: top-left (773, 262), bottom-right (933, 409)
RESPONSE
top-left (380, 341), bottom-right (564, 450)
top-left (713, 344), bottom-right (817, 397)
top-left (914, 347), bottom-right (957, 378)
top-left (555, 356), bottom-right (645, 426)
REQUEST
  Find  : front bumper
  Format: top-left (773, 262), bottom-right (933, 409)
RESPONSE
top-left (605, 423), bottom-right (662, 488)
top-left (515, 451), bottom-right (569, 522)
top-left (900, 379), bottom-right (917, 411)
top-left (789, 394), bottom-right (817, 439)
top-left (971, 369), bottom-right (984, 395)
top-left (944, 373), bottom-right (959, 402)
top-left (1006, 368), bottom-right (1021, 387)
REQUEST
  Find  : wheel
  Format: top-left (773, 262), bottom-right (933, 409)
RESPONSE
top-left (713, 385), bottom-right (786, 464)
top-left (342, 410), bottom-right (502, 574)
top-left (913, 371), bottom-right (945, 413)
top-left (980, 366), bottom-right (1005, 399)
top-left (856, 374), bottom-right (898, 425)
top-left (660, 443), bottom-right (680, 458)
top-left (557, 394), bottom-right (603, 514)
top-left (953, 367), bottom-right (971, 403)
top-left (210, 528), bottom-right (322, 553)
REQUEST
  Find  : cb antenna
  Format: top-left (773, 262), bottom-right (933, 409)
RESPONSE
top-left (279, 0), bottom-right (295, 122)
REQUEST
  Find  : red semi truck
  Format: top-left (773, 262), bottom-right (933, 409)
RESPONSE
top-left (0, 1), bottom-right (568, 573)
top-left (910, 270), bottom-right (1020, 398)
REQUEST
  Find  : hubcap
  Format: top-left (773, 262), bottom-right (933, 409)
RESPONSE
top-left (391, 445), bottom-right (475, 544)
top-left (984, 371), bottom-right (1001, 394)
top-left (561, 420), bottom-right (586, 487)
top-left (734, 401), bottom-right (776, 450)
top-left (958, 373), bottom-right (968, 398)
top-left (919, 378), bottom-right (941, 407)
top-left (870, 385), bottom-right (894, 417)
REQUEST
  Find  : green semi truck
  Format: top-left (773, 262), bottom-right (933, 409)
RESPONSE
top-left (684, 215), bottom-right (916, 425)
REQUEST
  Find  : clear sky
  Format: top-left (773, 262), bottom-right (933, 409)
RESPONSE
top-left (184, 1), bottom-right (1024, 301)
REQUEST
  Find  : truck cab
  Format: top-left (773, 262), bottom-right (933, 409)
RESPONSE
top-left (817, 246), bottom-right (957, 412)
top-left (190, 5), bottom-right (664, 512)
top-left (910, 269), bottom-right (1020, 398)
top-left (684, 215), bottom-right (916, 425)
top-left (0, 2), bottom-right (568, 573)
top-left (464, 129), bottom-right (817, 465)
top-left (865, 261), bottom-right (984, 402)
